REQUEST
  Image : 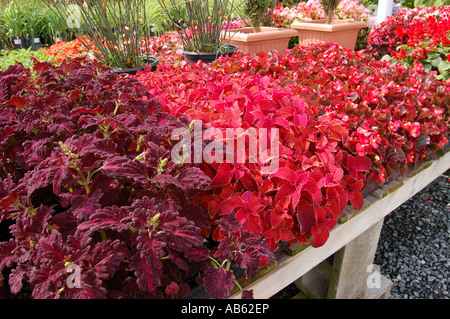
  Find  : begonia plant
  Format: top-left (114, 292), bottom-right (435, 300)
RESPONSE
top-left (367, 5), bottom-right (450, 81)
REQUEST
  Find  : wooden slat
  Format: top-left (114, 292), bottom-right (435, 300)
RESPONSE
top-left (230, 151), bottom-right (450, 299)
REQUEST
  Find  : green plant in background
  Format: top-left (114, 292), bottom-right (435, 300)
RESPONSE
top-left (383, 41), bottom-right (450, 81)
top-left (47, 0), bottom-right (155, 69)
top-left (281, 0), bottom-right (305, 5)
top-left (414, 0), bottom-right (448, 8)
top-left (0, 48), bottom-right (52, 70)
top-left (320, 0), bottom-right (341, 24)
top-left (145, 0), bottom-right (187, 35)
top-left (0, 0), bottom-right (66, 49)
top-left (158, 0), bottom-right (243, 53)
top-left (42, 5), bottom-right (69, 44)
top-left (1, 1), bottom-right (26, 41)
top-left (21, 0), bottom-right (48, 49)
top-left (243, 0), bottom-right (277, 32)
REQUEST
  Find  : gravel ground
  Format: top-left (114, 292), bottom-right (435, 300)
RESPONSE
top-left (271, 169), bottom-right (450, 299)
top-left (373, 169), bottom-right (450, 299)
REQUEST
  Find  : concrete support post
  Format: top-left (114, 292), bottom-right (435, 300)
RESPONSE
top-left (296, 218), bottom-right (392, 299)
top-left (327, 219), bottom-right (385, 298)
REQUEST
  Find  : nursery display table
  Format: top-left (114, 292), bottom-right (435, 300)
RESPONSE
top-left (231, 150), bottom-right (450, 299)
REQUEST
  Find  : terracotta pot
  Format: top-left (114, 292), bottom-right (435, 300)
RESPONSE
top-left (290, 20), bottom-right (367, 50)
top-left (222, 27), bottom-right (298, 54)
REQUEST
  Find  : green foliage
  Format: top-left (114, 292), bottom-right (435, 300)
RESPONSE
top-left (243, 0), bottom-right (276, 31)
top-left (0, 48), bottom-right (52, 70)
top-left (41, 5), bottom-right (68, 44)
top-left (320, 0), bottom-right (340, 24)
top-left (280, 0), bottom-right (305, 6)
top-left (0, 0), bottom-right (67, 48)
top-left (47, 0), bottom-right (154, 69)
top-left (395, 41), bottom-right (450, 81)
top-left (158, 0), bottom-right (242, 53)
top-left (414, 0), bottom-right (448, 8)
top-left (144, 0), bottom-right (175, 35)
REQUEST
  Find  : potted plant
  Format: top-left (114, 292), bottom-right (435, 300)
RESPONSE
top-left (47, 0), bottom-right (158, 74)
top-left (158, 0), bottom-right (240, 64)
top-left (2, 1), bottom-right (27, 49)
top-left (23, 1), bottom-right (46, 51)
top-left (222, 0), bottom-right (297, 54)
top-left (290, 0), bottom-right (367, 50)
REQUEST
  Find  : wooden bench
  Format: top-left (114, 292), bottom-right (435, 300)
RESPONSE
top-left (231, 150), bottom-right (450, 299)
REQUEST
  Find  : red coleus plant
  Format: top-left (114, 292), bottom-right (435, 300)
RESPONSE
top-left (137, 59), bottom-right (373, 251)
top-left (211, 42), bottom-right (449, 186)
top-left (0, 57), bottom-right (272, 299)
top-left (137, 40), bottom-right (449, 252)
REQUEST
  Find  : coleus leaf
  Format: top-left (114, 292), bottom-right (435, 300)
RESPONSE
top-left (34, 230), bottom-right (67, 264)
top-left (10, 205), bottom-right (54, 241)
top-left (100, 156), bottom-right (149, 185)
top-left (161, 219), bottom-right (204, 253)
top-left (217, 196), bottom-right (244, 216)
top-left (151, 173), bottom-right (183, 189)
top-left (86, 239), bottom-right (129, 280)
top-left (30, 262), bottom-right (67, 299)
top-left (302, 179), bottom-right (323, 205)
top-left (310, 206), bottom-right (337, 248)
top-left (209, 163), bottom-right (234, 187)
top-left (130, 233), bottom-right (163, 293)
top-left (270, 167), bottom-right (297, 182)
top-left (346, 154), bottom-right (372, 179)
top-left (0, 239), bottom-right (18, 271)
top-left (77, 205), bottom-right (132, 235)
top-left (236, 231), bottom-right (275, 279)
top-left (350, 191), bottom-right (364, 211)
top-left (203, 266), bottom-right (235, 299)
top-left (297, 199), bottom-right (315, 235)
top-left (235, 250), bottom-right (259, 279)
top-left (70, 189), bottom-right (103, 221)
top-left (8, 264), bottom-right (28, 294)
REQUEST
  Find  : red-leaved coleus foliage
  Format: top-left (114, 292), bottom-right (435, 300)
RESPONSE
top-left (137, 56), bottom-right (372, 251)
top-left (210, 42), bottom-right (449, 186)
top-left (137, 41), bottom-right (449, 250)
top-left (0, 57), bottom-right (272, 299)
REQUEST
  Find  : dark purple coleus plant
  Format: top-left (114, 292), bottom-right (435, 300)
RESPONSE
top-left (0, 57), bottom-right (271, 299)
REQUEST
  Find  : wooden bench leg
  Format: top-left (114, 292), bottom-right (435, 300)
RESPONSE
top-left (295, 219), bottom-right (393, 299)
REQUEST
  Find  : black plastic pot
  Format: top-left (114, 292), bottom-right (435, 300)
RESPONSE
top-left (111, 56), bottom-right (159, 75)
top-left (51, 32), bottom-right (66, 44)
top-left (149, 25), bottom-right (156, 37)
top-left (10, 36), bottom-right (26, 50)
top-left (28, 35), bottom-right (42, 50)
top-left (183, 44), bottom-right (238, 64)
